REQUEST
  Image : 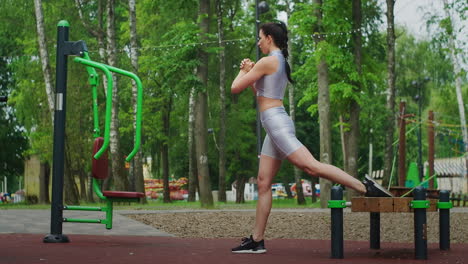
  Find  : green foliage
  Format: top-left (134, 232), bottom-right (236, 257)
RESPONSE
top-left (290, 0), bottom-right (386, 176)
top-left (0, 0), bottom-right (30, 192)
top-left (0, 0), bottom-right (465, 198)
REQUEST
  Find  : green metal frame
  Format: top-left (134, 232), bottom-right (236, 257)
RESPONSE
top-left (437, 201), bottom-right (453, 209)
top-left (74, 53), bottom-right (142, 161)
top-left (410, 200), bottom-right (430, 209)
top-left (63, 179), bottom-right (139, 229)
top-left (74, 55), bottom-right (113, 159)
top-left (328, 200), bottom-right (347, 208)
top-left (62, 52), bottom-right (142, 230)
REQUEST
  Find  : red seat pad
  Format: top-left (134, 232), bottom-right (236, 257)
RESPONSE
top-left (102, 191), bottom-right (145, 199)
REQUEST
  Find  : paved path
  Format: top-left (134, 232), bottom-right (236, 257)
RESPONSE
top-left (0, 208), bottom-right (334, 237)
top-left (1, 207), bottom-right (467, 237)
top-left (0, 209), bottom-right (173, 236)
top-left (1, 208), bottom-right (467, 264)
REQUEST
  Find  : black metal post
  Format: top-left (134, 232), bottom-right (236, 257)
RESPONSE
top-left (370, 212), bottom-right (380, 249)
top-left (439, 190), bottom-right (450, 250)
top-left (413, 187), bottom-right (427, 259)
top-left (44, 20), bottom-right (70, 243)
top-left (331, 186), bottom-right (344, 259)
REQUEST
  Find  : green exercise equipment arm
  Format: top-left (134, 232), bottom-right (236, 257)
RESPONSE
top-left (74, 53), bottom-right (143, 161)
top-left (74, 55), bottom-right (113, 159)
top-left (82, 52), bottom-right (101, 138)
top-left (94, 63), bottom-right (143, 162)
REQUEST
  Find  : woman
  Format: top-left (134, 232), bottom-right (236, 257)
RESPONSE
top-left (230, 22), bottom-right (391, 254)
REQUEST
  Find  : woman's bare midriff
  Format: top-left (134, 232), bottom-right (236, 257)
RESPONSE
top-left (257, 96), bottom-right (283, 112)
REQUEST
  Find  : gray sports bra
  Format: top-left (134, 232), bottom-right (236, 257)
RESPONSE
top-left (255, 50), bottom-right (288, 100)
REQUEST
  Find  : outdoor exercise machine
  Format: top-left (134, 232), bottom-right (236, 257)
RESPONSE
top-left (328, 186), bottom-right (453, 260)
top-left (44, 20), bottom-right (144, 243)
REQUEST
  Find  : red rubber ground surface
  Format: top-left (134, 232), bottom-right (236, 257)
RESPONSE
top-left (1, 234), bottom-right (466, 264)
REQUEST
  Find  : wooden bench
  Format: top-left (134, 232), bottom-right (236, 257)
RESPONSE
top-left (351, 197), bottom-right (438, 212)
top-left (328, 186), bottom-right (452, 260)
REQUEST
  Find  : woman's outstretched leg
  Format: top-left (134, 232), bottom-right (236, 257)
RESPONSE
top-left (286, 146), bottom-right (366, 194)
top-left (252, 154), bottom-right (282, 242)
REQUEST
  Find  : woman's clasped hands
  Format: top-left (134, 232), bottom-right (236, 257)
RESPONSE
top-left (240, 58), bottom-right (255, 72)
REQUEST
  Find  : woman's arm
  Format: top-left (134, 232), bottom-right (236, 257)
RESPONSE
top-left (231, 59), bottom-right (268, 94)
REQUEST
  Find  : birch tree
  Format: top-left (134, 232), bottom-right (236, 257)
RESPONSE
top-left (128, 0), bottom-right (146, 203)
top-left (188, 86), bottom-right (198, 202)
top-left (107, 0), bottom-right (128, 191)
top-left (33, 0), bottom-right (54, 122)
top-left (74, 0), bottom-right (109, 99)
top-left (442, 0), bottom-right (467, 192)
top-left (74, 0), bottom-right (107, 61)
top-left (33, 0), bottom-right (54, 204)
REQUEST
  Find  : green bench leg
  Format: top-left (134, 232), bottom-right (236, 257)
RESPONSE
top-left (103, 199), bottom-right (113, 230)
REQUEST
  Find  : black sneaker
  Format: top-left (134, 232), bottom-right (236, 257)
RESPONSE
top-left (363, 175), bottom-right (393, 197)
top-left (231, 235), bottom-right (266, 254)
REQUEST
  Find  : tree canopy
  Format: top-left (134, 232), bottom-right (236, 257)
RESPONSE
top-left (0, 0), bottom-right (466, 202)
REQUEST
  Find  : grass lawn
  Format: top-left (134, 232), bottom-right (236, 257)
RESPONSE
top-left (0, 197), bottom-right (322, 210)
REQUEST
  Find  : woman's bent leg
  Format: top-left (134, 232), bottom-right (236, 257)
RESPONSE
top-left (286, 146), bottom-right (366, 194)
top-left (252, 154), bottom-right (282, 241)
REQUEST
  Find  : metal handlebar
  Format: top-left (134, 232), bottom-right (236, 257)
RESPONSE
top-left (74, 56), bottom-right (113, 159)
top-left (74, 53), bottom-right (142, 161)
top-left (100, 64), bottom-right (143, 161)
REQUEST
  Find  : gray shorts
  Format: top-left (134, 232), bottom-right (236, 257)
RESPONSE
top-left (260, 106), bottom-right (303, 160)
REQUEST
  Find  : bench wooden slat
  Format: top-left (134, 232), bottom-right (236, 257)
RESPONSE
top-left (351, 197), bottom-right (438, 212)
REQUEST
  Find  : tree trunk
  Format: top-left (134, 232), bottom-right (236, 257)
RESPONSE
top-left (235, 177), bottom-right (246, 203)
top-left (45, 163), bottom-right (51, 203)
top-left (311, 177), bottom-right (317, 203)
top-left (128, 0), bottom-right (146, 203)
top-left (96, 0), bottom-right (107, 62)
top-left (33, 0), bottom-right (54, 122)
top-left (382, 0), bottom-right (396, 188)
top-left (38, 162), bottom-right (49, 204)
top-left (87, 172), bottom-right (94, 202)
top-left (162, 99), bottom-right (172, 203)
top-left (345, 0), bottom-right (362, 199)
top-left (106, 0), bottom-right (128, 191)
top-left (312, 0), bottom-right (333, 208)
top-left (64, 141), bottom-right (80, 205)
top-left (282, 178), bottom-right (293, 198)
top-left (188, 86), bottom-right (198, 202)
top-left (285, 0), bottom-right (305, 205)
top-left (195, 0), bottom-right (213, 208)
top-left (216, 0), bottom-right (227, 203)
top-left (442, 0), bottom-right (468, 192)
top-left (339, 115), bottom-right (347, 170)
top-left (75, 0), bottom-right (108, 95)
top-left (74, 0), bottom-right (106, 56)
top-left (78, 171), bottom-right (87, 201)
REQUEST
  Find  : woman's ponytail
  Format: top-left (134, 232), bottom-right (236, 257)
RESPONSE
top-left (260, 21), bottom-right (294, 84)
